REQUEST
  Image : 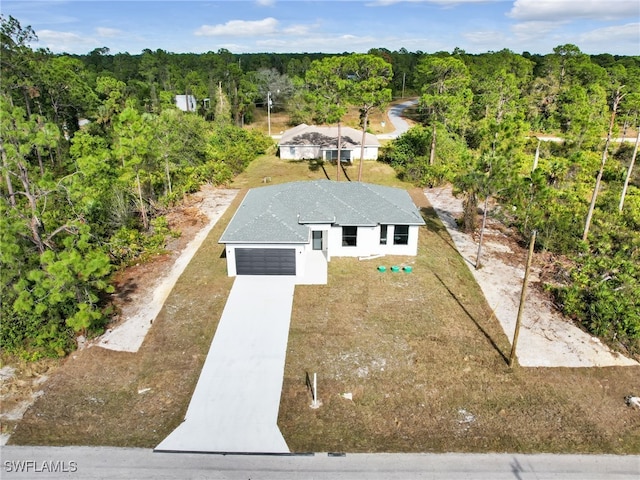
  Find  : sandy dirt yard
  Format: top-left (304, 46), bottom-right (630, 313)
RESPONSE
top-left (424, 185), bottom-right (638, 368)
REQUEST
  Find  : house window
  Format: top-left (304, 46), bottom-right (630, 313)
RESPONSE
top-left (380, 225), bottom-right (388, 245)
top-left (393, 225), bottom-right (409, 245)
top-left (312, 230), bottom-right (323, 250)
top-left (342, 226), bottom-right (357, 247)
top-left (325, 150), bottom-right (349, 162)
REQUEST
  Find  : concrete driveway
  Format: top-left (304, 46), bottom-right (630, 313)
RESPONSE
top-left (155, 276), bottom-right (296, 454)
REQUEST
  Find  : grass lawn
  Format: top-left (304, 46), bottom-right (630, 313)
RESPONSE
top-left (8, 156), bottom-right (640, 453)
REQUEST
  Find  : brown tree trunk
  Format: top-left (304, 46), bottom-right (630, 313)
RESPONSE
top-left (358, 110), bottom-right (369, 182)
top-left (136, 171), bottom-right (149, 230)
top-left (17, 161), bottom-right (45, 253)
top-left (583, 89), bottom-right (623, 241)
top-left (619, 130), bottom-right (639, 212)
top-left (475, 196), bottom-right (490, 269)
top-left (1, 144), bottom-right (16, 207)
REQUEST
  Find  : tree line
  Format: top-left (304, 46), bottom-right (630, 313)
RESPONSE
top-left (1, 12), bottom-right (639, 358)
top-left (0, 16), bottom-right (272, 358)
top-left (380, 46), bottom-right (639, 356)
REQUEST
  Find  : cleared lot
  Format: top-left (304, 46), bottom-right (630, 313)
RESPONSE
top-left (8, 159), bottom-right (640, 453)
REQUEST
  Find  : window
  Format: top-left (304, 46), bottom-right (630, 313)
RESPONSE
top-left (312, 230), bottom-right (323, 250)
top-left (325, 150), bottom-right (349, 162)
top-left (393, 225), bottom-right (409, 245)
top-left (342, 226), bottom-right (357, 247)
top-left (380, 225), bottom-right (388, 245)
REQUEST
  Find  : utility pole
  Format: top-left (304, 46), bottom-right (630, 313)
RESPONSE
top-left (267, 91), bottom-right (272, 137)
top-left (532, 138), bottom-right (541, 172)
top-left (402, 72), bottom-right (406, 99)
top-left (509, 229), bottom-right (537, 368)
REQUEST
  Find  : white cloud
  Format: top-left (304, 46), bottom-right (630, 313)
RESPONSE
top-left (282, 24), bottom-right (311, 35)
top-left (35, 29), bottom-right (95, 52)
top-left (463, 30), bottom-right (507, 46)
top-left (579, 22), bottom-right (640, 46)
top-left (369, 0), bottom-right (499, 5)
top-left (509, 0), bottom-right (639, 22)
top-left (195, 17), bottom-right (279, 37)
top-left (255, 0), bottom-right (276, 6)
top-left (256, 33), bottom-right (377, 52)
top-left (96, 27), bottom-right (121, 38)
top-left (510, 20), bottom-right (565, 42)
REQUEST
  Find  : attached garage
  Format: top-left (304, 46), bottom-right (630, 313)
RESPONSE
top-left (235, 248), bottom-right (296, 276)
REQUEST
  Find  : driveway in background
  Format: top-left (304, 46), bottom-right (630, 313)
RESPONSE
top-left (155, 276), bottom-right (296, 454)
top-left (377, 98), bottom-right (418, 140)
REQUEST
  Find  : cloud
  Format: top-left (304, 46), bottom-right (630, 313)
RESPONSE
top-left (579, 22), bottom-right (640, 45)
top-left (282, 24), bottom-right (311, 35)
top-left (256, 33), bottom-right (378, 52)
top-left (463, 30), bottom-right (507, 46)
top-left (35, 29), bottom-right (95, 52)
top-left (96, 27), bottom-right (122, 38)
top-left (195, 17), bottom-right (279, 37)
top-left (368, 0), bottom-right (502, 5)
top-left (255, 0), bottom-right (275, 6)
top-left (509, 0), bottom-right (639, 22)
top-left (510, 20), bottom-right (565, 42)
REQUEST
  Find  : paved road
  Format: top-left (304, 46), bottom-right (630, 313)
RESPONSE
top-left (2, 447), bottom-right (639, 479)
top-left (377, 98), bottom-right (418, 139)
top-left (155, 276), bottom-right (295, 454)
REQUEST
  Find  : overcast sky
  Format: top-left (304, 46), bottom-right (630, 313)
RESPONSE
top-left (3, 0), bottom-right (639, 56)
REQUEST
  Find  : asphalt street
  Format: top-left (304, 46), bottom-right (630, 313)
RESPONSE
top-left (2, 446), bottom-right (639, 480)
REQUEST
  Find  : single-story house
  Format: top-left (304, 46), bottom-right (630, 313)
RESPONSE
top-left (219, 180), bottom-right (425, 284)
top-left (278, 124), bottom-right (380, 162)
top-left (175, 95), bottom-right (197, 112)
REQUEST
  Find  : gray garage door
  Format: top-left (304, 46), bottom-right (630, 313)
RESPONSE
top-left (235, 248), bottom-right (296, 276)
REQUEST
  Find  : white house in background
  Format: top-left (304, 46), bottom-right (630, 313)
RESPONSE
top-left (175, 95), bottom-right (197, 112)
top-left (219, 180), bottom-right (425, 285)
top-left (278, 124), bottom-right (380, 162)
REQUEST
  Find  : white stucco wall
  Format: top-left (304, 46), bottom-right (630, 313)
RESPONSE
top-left (279, 145), bottom-right (320, 160)
top-left (327, 224), bottom-right (419, 257)
top-left (279, 145), bottom-right (379, 161)
top-left (224, 224), bottom-right (419, 278)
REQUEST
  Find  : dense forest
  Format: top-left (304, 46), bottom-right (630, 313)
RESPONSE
top-left (1, 14), bottom-right (638, 359)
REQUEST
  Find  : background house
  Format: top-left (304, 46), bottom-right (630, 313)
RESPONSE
top-left (219, 180), bottom-right (425, 284)
top-left (175, 95), bottom-right (197, 112)
top-left (278, 124), bottom-right (380, 162)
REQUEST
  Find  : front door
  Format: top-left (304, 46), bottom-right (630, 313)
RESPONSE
top-left (312, 231), bottom-right (323, 250)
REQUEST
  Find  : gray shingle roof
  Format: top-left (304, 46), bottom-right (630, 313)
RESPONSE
top-left (279, 124), bottom-right (379, 148)
top-left (219, 180), bottom-right (425, 244)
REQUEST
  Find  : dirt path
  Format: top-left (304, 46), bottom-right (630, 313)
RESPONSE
top-left (424, 185), bottom-right (638, 368)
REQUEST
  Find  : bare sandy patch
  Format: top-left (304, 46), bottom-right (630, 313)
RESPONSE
top-left (424, 185), bottom-right (638, 368)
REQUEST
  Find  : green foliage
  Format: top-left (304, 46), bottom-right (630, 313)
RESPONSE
top-left (1, 223), bottom-right (113, 358)
top-left (3, 14), bottom-right (639, 358)
top-left (208, 124), bottom-right (272, 174)
top-left (551, 253), bottom-right (640, 350)
top-left (380, 124), bottom-right (469, 186)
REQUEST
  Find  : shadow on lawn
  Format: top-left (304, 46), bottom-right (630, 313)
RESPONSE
top-left (433, 270), bottom-right (509, 365)
top-left (420, 206), bottom-right (456, 248)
